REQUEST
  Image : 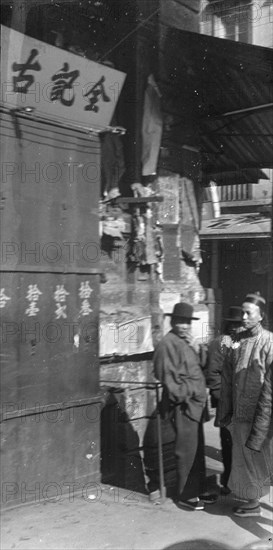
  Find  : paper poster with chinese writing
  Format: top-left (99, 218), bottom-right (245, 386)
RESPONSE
top-left (157, 175), bottom-right (180, 224)
top-left (1, 25), bottom-right (126, 131)
top-left (100, 316), bottom-right (154, 357)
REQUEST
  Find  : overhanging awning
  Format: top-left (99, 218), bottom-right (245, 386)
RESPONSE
top-left (159, 28), bottom-right (273, 183)
top-left (200, 213), bottom-right (271, 240)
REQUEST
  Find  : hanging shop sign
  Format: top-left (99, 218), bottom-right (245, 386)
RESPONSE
top-left (1, 25), bottom-right (126, 131)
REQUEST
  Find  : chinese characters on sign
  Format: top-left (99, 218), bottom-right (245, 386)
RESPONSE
top-left (13, 52), bottom-right (109, 113)
top-left (50, 63), bottom-right (79, 106)
top-left (78, 281), bottom-right (93, 316)
top-left (84, 76), bottom-right (110, 112)
top-left (0, 282), bottom-right (94, 318)
top-left (25, 284), bottom-right (43, 317)
top-left (2, 24), bottom-right (126, 130)
top-left (0, 289), bottom-right (11, 308)
top-left (53, 284), bottom-right (69, 319)
top-left (12, 48), bottom-right (41, 94)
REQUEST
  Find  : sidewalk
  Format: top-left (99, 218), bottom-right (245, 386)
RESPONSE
top-left (1, 420), bottom-right (272, 550)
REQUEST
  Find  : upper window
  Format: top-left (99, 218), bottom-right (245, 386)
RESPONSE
top-left (252, 0), bottom-right (273, 47)
top-left (200, 0), bottom-right (252, 43)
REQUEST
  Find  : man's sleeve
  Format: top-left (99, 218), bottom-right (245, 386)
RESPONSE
top-left (153, 339), bottom-right (192, 405)
top-left (205, 338), bottom-right (224, 402)
top-left (246, 363), bottom-right (273, 452)
top-left (215, 350), bottom-right (233, 427)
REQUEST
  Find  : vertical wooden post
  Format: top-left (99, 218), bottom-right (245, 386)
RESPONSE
top-left (155, 383), bottom-right (166, 501)
top-left (10, 0), bottom-right (29, 34)
top-left (211, 239), bottom-right (222, 335)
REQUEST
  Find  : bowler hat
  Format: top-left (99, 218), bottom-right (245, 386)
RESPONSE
top-left (224, 306), bottom-right (242, 322)
top-left (167, 302), bottom-right (199, 320)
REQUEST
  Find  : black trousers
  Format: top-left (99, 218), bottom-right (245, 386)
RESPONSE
top-left (212, 397), bottom-right (232, 487)
top-left (219, 426), bottom-right (232, 487)
top-left (172, 408), bottom-right (206, 500)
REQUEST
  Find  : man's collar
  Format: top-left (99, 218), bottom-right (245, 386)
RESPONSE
top-left (237, 324), bottom-right (262, 339)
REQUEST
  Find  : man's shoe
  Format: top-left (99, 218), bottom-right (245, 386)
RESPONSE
top-left (220, 485), bottom-right (231, 496)
top-left (199, 493), bottom-right (218, 504)
top-left (233, 505), bottom-right (261, 518)
top-left (178, 498), bottom-right (205, 511)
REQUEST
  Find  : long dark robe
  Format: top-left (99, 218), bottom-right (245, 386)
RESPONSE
top-left (153, 330), bottom-right (207, 499)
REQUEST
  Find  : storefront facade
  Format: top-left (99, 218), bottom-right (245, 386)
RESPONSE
top-left (0, 21), bottom-right (126, 506)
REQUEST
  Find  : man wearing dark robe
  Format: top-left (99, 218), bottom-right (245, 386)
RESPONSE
top-left (153, 302), bottom-right (217, 510)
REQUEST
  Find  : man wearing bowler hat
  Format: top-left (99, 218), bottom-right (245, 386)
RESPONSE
top-left (206, 306), bottom-right (242, 494)
top-left (153, 302), bottom-right (217, 510)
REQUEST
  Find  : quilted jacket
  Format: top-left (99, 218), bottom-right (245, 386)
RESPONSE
top-left (246, 363), bottom-right (273, 452)
top-left (216, 326), bottom-right (273, 426)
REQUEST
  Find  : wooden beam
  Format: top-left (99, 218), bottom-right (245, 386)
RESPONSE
top-left (116, 196), bottom-right (163, 204)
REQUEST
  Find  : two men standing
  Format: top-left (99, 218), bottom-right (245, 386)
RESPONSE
top-left (153, 293), bottom-right (273, 518)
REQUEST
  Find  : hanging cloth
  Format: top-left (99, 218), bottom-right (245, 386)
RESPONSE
top-left (141, 74), bottom-right (163, 176)
top-left (101, 131), bottom-right (125, 196)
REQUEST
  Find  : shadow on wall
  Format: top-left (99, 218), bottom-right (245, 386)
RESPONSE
top-left (100, 386), bottom-right (177, 497)
top-left (143, 414), bottom-right (176, 498)
top-left (100, 389), bottom-right (220, 499)
top-left (100, 388), bottom-right (147, 494)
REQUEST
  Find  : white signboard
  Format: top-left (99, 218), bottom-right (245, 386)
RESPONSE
top-left (1, 25), bottom-right (126, 131)
top-left (100, 316), bottom-right (154, 357)
top-left (191, 307), bottom-right (210, 345)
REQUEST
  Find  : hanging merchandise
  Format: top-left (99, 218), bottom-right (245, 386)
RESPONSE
top-left (141, 74), bottom-right (163, 176)
top-left (101, 115), bottom-right (125, 198)
top-left (154, 222), bottom-right (164, 281)
top-left (128, 207), bottom-right (164, 268)
top-left (145, 208), bottom-right (157, 265)
top-left (180, 177), bottom-right (202, 266)
top-left (128, 209), bottom-right (147, 265)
